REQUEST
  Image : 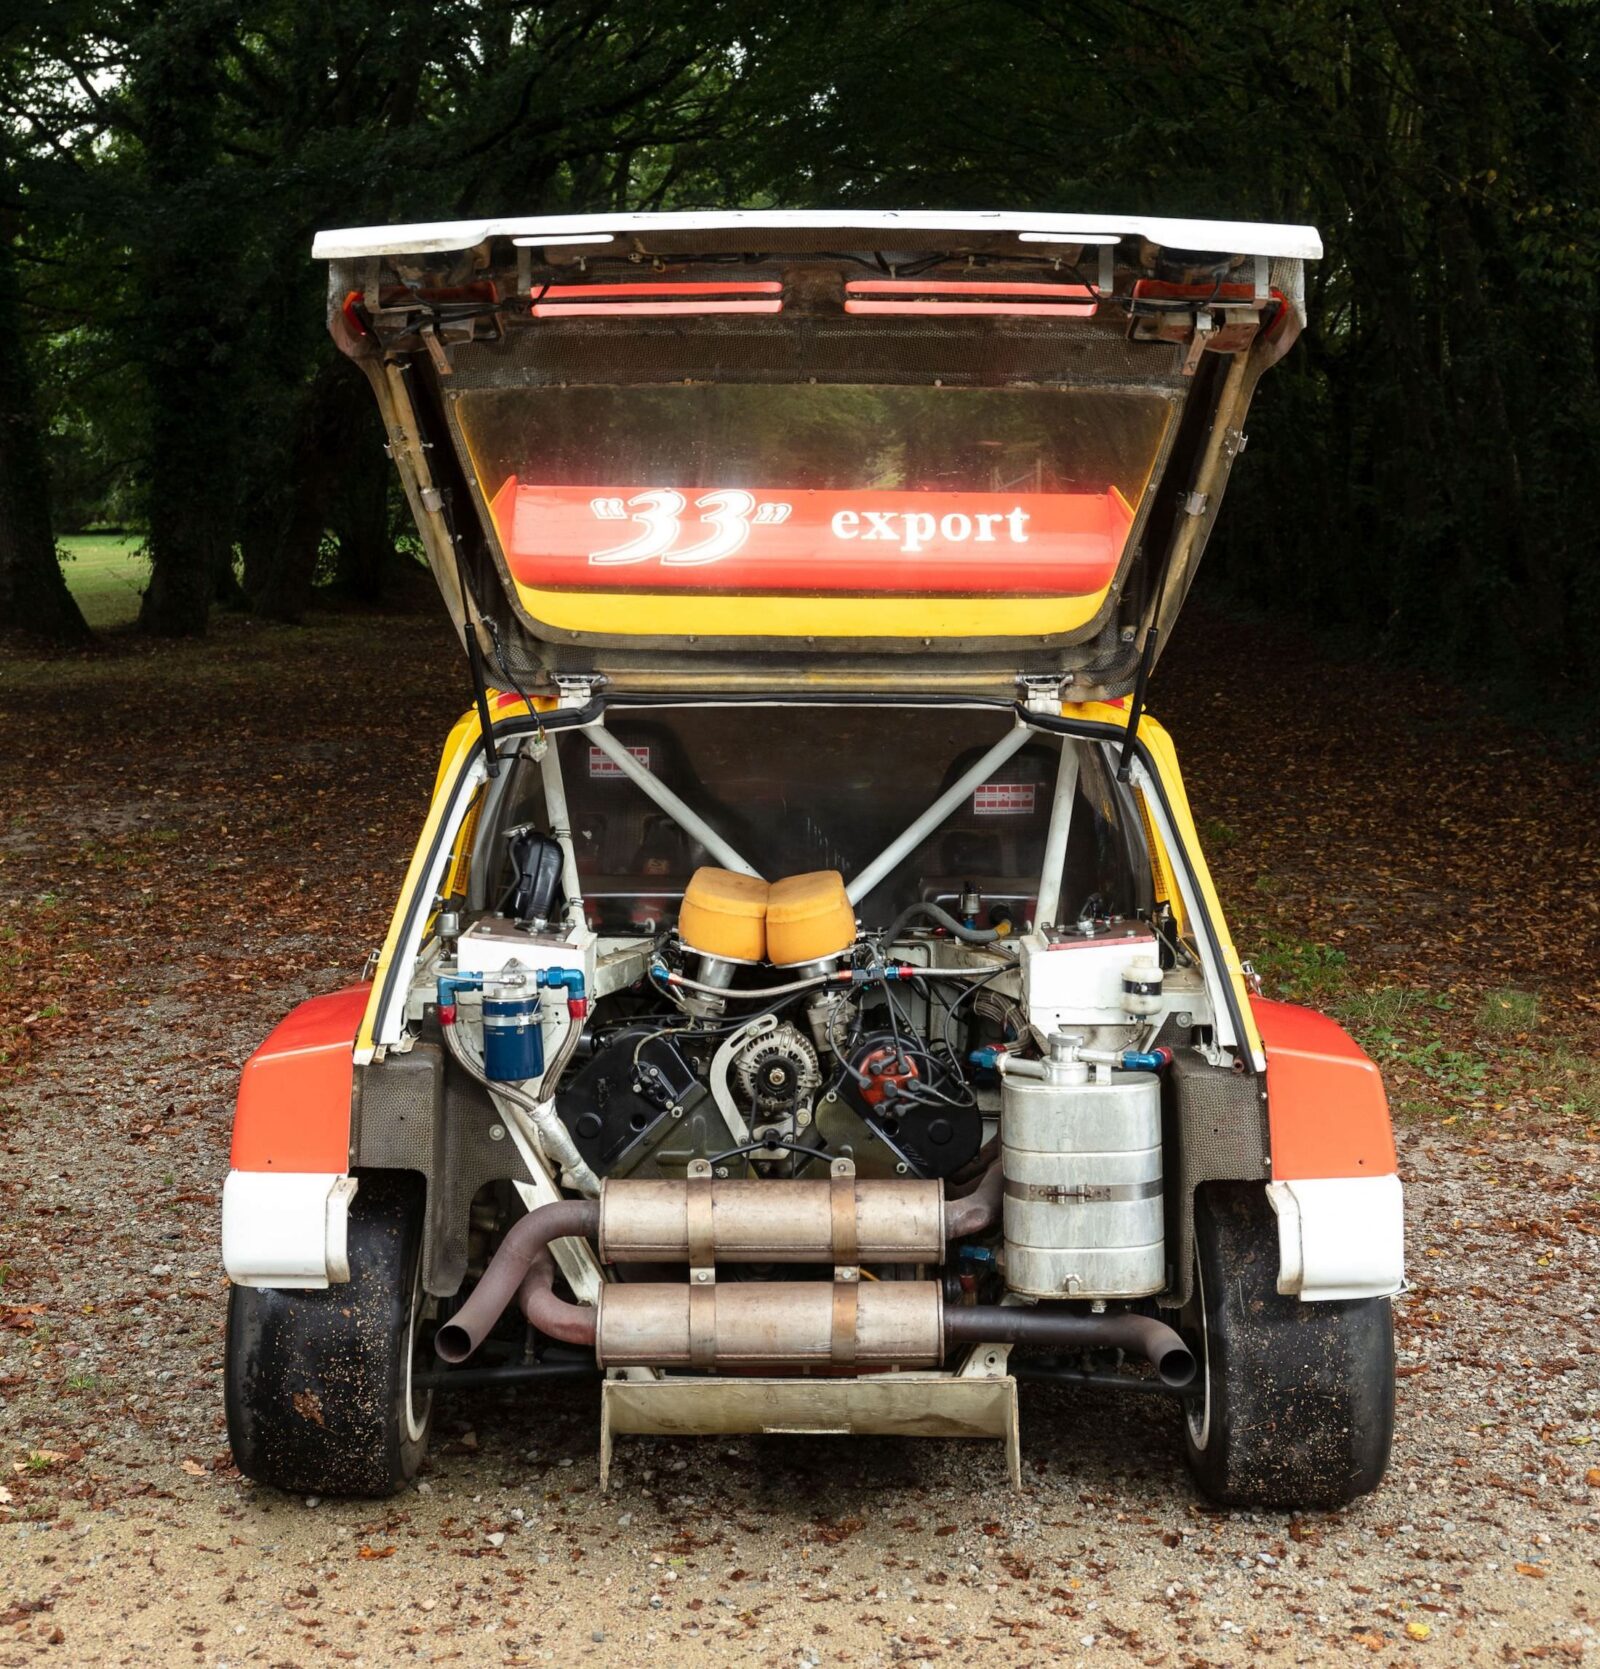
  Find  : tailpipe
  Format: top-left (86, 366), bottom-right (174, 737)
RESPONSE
top-left (434, 1198), bottom-right (598, 1364)
top-left (944, 1305), bottom-right (1195, 1389)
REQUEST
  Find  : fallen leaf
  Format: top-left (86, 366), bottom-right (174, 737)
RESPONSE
top-left (180, 1459), bottom-right (207, 1477)
top-left (358, 1545), bottom-right (397, 1560)
top-left (1514, 1562), bottom-right (1547, 1578)
top-left (1406, 1620), bottom-right (1432, 1641)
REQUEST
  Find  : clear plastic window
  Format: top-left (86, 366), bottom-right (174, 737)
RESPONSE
top-left (452, 384), bottom-right (1174, 598)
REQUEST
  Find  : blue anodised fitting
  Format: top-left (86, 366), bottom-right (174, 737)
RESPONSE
top-left (435, 971), bottom-right (483, 1018)
top-left (853, 963), bottom-right (917, 985)
top-left (957, 1244), bottom-right (997, 1269)
top-left (540, 966), bottom-right (588, 1018)
top-left (969, 1045), bottom-right (1003, 1071)
top-left (435, 966), bottom-right (588, 1020)
top-left (1121, 1047), bottom-right (1173, 1072)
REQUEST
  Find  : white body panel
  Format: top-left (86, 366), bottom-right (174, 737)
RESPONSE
top-left (222, 1171), bottom-right (358, 1289)
top-left (1018, 925), bottom-right (1159, 1038)
top-left (313, 208), bottom-right (1323, 261)
top-left (1267, 1175), bottom-right (1405, 1301)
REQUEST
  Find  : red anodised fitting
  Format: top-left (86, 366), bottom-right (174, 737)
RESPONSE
top-left (567, 998), bottom-right (589, 1020)
top-left (439, 1004), bottom-right (458, 1027)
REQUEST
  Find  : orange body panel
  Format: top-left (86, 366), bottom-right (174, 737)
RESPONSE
top-left (230, 985), bottom-right (369, 1172)
top-left (1254, 998), bottom-right (1397, 1180)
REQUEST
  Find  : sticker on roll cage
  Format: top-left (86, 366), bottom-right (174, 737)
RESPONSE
top-left (973, 782), bottom-right (1037, 815)
top-left (589, 744), bottom-right (651, 779)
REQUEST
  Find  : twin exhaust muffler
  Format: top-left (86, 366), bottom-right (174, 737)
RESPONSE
top-left (433, 1171), bottom-right (1193, 1388)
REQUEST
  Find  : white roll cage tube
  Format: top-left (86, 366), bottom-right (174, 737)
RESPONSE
top-left (586, 721), bottom-right (763, 879)
top-left (844, 719), bottom-right (1032, 906)
top-left (1032, 737), bottom-right (1082, 931)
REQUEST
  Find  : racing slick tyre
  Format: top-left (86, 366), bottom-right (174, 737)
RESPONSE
top-left (225, 1172), bottom-right (433, 1497)
top-left (1181, 1183), bottom-right (1394, 1509)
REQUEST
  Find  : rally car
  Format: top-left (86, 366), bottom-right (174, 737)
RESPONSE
top-left (222, 210), bottom-right (1402, 1505)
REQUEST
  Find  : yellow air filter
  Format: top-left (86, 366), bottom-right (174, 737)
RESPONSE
top-left (678, 867), bottom-right (769, 963)
top-left (766, 870), bottom-right (856, 967)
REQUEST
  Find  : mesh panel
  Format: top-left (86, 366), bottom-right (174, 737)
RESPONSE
top-left (355, 1044), bottom-right (535, 1297)
top-left (1160, 1047), bottom-right (1269, 1307)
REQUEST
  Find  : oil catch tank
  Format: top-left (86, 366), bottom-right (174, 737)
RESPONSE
top-left (1000, 1040), bottom-right (1163, 1299)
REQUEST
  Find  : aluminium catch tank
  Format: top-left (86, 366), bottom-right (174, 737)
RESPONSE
top-left (1001, 1064), bottom-right (1164, 1299)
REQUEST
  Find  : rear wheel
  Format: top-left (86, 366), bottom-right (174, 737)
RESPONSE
top-left (226, 1172), bottom-right (433, 1497)
top-left (1181, 1183), bottom-right (1394, 1508)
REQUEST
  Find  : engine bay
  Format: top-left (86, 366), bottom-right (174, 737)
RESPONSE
top-left (393, 705), bottom-right (1227, 1330)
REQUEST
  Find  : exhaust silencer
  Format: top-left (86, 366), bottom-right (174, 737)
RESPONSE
top-left (598, 1175), bottom-right (946, 1265)
top-left (596, 1278), bottom-right (943, 1370)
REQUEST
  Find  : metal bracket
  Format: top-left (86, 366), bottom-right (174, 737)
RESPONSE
top-left (1180, 313), bottom-right (1216, 376)
top-left (599, 1373), bottom-right (1021, 1491)
top-left (418, 322), bottom-right (453, 377)
top-left (552, 673), bottom-right (600, 708)
top-left (1017, 673), bottom-right (1067, 714)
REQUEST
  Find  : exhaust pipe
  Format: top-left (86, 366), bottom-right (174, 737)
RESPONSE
top-left (945, 1304), bottom-right (1195, 1388)
top-left (435, 1171), bottom-right (1187, 1386)
top-left (434, 1198), bottom-right (598, 1364)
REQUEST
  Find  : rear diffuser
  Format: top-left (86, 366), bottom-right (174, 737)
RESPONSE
top-left (599, 1372), bottom-right (1021, 1488)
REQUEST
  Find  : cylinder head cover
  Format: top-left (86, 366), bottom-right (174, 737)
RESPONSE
top-left (678, 866), bottom-right (769, 964)
top-left (766, 870), bottom-right (856, 967)
top-left (1001, 1071), bottom-right (1164, 1298)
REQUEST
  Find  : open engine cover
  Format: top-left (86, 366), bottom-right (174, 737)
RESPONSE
top-left (315, 209), bottom-right (1317, 697)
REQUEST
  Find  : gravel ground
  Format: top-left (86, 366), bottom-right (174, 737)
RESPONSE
top-left (2, 609), bottom-right (1598, 1667)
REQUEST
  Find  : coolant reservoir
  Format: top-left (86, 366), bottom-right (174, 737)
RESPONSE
top-left (766, 870), bottom-right (855, 967)
top-left (678, 867), bottom-right (769, 964)
top-left (1001, 1058), bottom-right (1164, 1299)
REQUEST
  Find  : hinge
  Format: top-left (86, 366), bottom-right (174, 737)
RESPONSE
top-left (1017, 672), bottom-right (1070, 713)
top-left (553, 672), bottom-right (607, 709)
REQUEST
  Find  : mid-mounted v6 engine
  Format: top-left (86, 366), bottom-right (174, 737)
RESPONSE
top-left (553, 1017), bottom-right (983, 1182)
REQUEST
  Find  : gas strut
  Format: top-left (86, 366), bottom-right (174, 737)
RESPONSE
top-left (1116, 624), bottom-right (1159, 784)
top-left (439, 487), bottom-right (500, 780)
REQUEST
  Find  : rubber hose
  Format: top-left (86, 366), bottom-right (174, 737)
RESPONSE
top-left (884, 900), bottom-right (1002, 946)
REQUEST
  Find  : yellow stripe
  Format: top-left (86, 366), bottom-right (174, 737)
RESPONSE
top-left (511, 585), bottom-right (1111, 639)
top-left (357, 692), bottom-right (555, 1057)
top-left (1067, 700), bottom-right (1262, 1061)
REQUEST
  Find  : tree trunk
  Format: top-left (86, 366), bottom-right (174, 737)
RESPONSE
top-left (330, 401), bottom-right (396, 604)
top-left (0, 226), bottom-right (90, 643)
top-left (131, 7), bottom-right (238, 638)
top-left (250, 360), bottom-right (350, 623)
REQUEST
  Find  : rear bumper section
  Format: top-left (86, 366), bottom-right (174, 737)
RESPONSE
top-left (1267, 1174), bottom-right (1404, 1301)
top-left (222, 1170), bottom-right (358, 1288)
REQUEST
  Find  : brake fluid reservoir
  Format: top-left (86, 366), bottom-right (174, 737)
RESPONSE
top-left (1001, 1053), bottom-right (1164, 1299)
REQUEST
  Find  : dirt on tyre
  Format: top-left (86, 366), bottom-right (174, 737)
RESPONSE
top-left (225, 1171), bottom-right (433, 1497)
top-left (1182, 1182), bottom-right (1394, 1509)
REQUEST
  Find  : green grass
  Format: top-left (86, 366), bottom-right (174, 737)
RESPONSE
top-left (1476, 987), bottom-right (1539, 1035)
top-left (1250, 929), bottom-right (1350, 1003)
top-left (57, 532), bottom-right (148, 629)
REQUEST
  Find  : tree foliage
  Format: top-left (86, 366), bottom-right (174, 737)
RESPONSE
top-left (2, 0), bottom-right (1596, 710)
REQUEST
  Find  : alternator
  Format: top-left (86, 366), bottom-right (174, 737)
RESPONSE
top-left (733, 1023), bottom-right (821, 1113)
